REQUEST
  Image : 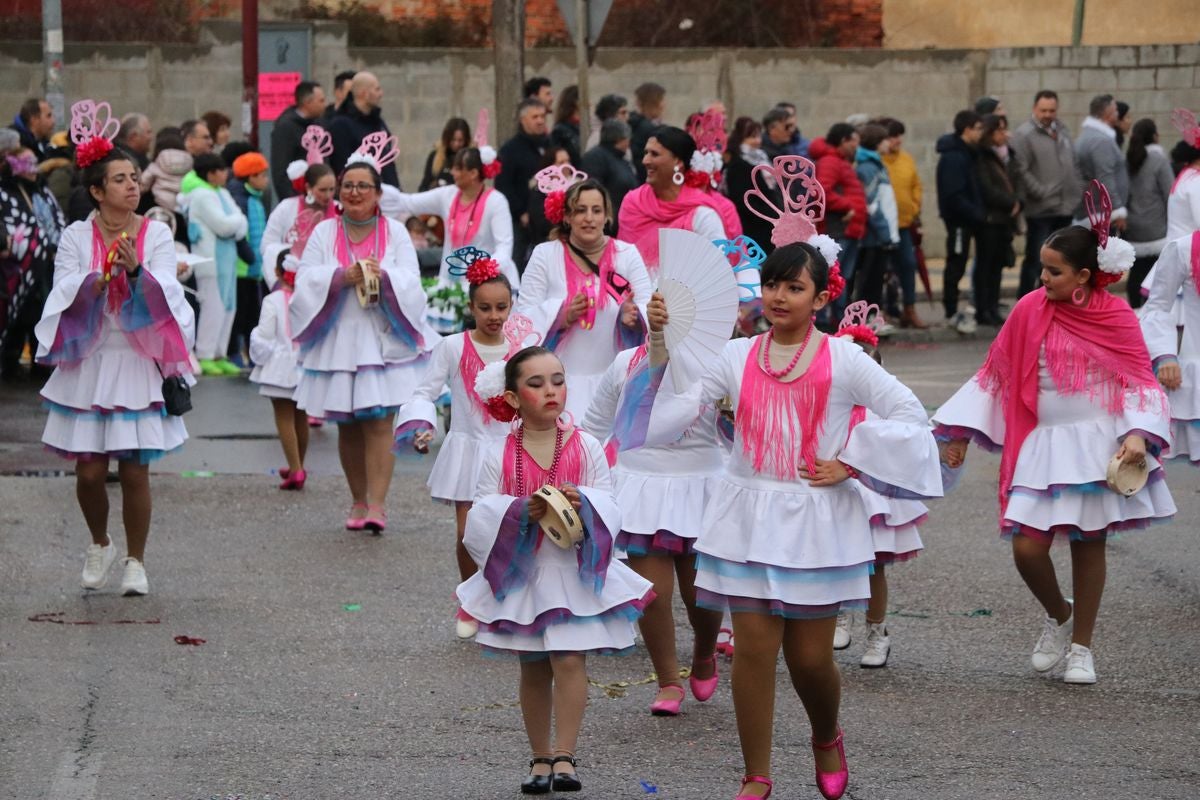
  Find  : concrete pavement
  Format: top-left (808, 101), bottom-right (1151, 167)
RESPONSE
top-left (1, 340), bottom-right (1198, 799)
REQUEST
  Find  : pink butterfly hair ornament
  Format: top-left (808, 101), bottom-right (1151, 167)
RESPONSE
top-left (535, 164), bottom-right (589, 225)
top-left (286, 125), bottom-right (334, 192)
top-left (1084, 179), bottom-right (1135, 286)
top-left (687, 108), bottom-right (727, 189)
top-left (70, 99), bottom-right (120, 169)
top-left (743, 155), bottom-right (842, 263)
top-left (474, 108), bottom-right (502, 179)
top-left (837, 300), bottom-right (884, 349)
top-left (346, 131), bottom-right (399, 173)
top-left (1171, 107), bottom-right (1200, 148)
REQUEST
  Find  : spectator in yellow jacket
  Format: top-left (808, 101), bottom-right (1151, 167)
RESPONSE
top-left (879, 117), bottom-right (927, 329)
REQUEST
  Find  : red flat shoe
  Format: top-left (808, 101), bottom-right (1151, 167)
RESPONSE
top-left (736, 774), bottom-right (772, 799)
top-left (716, 627), bottom-right (735, 658)
top-left (363, 504), bottom-right (387, 533)
top-left (812, 729), bottom-right (848, 800)
top-left (345, 502), bottom-right (368, 531)
top-left (689, 654), bottom-right (719, 702)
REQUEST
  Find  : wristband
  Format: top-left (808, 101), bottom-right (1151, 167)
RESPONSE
top-left (838, 460), bottom-right (860, 480)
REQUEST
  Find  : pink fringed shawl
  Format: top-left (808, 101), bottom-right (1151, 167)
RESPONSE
top-left (500, 427), bottom-right (587, 496)
top-left (735, 335), bottom-right (832, 479)
top-left (459, 333), bottom-right (492, 423)
top-left (617, 184), bottom-right (739, 269)
top-left (976, 288), bottom-right (1162, 515)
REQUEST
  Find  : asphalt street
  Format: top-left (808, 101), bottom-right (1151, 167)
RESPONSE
top-left (1, 337), bottom-right (1198, 800)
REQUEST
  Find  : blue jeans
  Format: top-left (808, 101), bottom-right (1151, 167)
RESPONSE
top-left (890, 227), bottom-right (918, 306)
top-left (831, 237), bottom-right (860, 319)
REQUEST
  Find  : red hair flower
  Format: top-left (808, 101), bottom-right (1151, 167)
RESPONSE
top-left (825, 262), bottom-right (846, 302)
top-left (684, 169), bottom-right (709, 190)
top-left (75, 137), bottom-right (113, 169)
top-left (483, 160), bottom-right (503, 180)
top-left (484, 395), bottom-right (517, 423)
top-left (839, 324), bottom-right (879, 348)
top-left (466, 256), bottom-right (502, 285)
top-left (544, 190), bottom-right (566, 225)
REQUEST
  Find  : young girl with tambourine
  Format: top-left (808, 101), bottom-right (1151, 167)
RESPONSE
top-left (457, 346), bottom-right (653, 795)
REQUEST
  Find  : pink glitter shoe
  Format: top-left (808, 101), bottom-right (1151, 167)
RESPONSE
top-left (812, 729), bottom-right (848, 800)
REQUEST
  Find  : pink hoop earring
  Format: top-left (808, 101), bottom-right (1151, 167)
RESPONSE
top-left (672, 165), bottom-right (685, 186)
top-left (509, 416), bottom-right (524, 436)
top-left (1071, 286), bottom-right (1087, 305)
top-left (557, 411), bottom-right (575, 431)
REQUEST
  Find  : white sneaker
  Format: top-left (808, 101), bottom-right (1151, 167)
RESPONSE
top-left (1063, 643), bottom-right (1097, 684)
top-left (954, 311), bottom-right (978, 335)
top-left (833, 612), bottom-right (851, 650)
top-left (81, 541), bottom-right (117, 589)
top-left (876, 321), bottom-right (897, 338)
top-left (1031, 605), bottom-right (1073, 671)
top-left (119, 557), bottom-right (149, 596)
top-left (455, 616), bottom-right (479, 639)
top-left (860, 622), bottom-right (891, 668)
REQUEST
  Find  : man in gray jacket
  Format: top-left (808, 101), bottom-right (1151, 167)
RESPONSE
top-left (1074, 93), bottom-right (1129, 230)
top-left (1011, 90), bottom-right (1081, 296)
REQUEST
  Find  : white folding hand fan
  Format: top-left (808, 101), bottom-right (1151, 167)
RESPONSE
top-left (657, 228), bottom-right (740, 386)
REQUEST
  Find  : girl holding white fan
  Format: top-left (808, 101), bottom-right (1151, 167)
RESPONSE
top-left (621, 155), bottom-right (943, 800)
top-left (290, 134), bottom-right (435, 533)
top-left (516, 173), bottom-right (651, 420)
top-left (457, 346), bottom-right (653, 795)
top-left (935, 182), bottom-right (1176, 686)
top-left (394, 249), bottom-right (525, 638)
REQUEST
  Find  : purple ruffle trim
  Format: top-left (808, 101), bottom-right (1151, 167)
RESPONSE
top-left (873, 549), bottom-right (921, 567)
top-left (294, 267), bottom-right (347, 348)
top-left (393, 418), bottom-right (433, 452)
top-left (378, 272), bottom-right (425, 352)
top-left (933, 424), bottom-right (1002, 453)
top-left (41, 273), bottom-right (105, 367)
top-left (1123, 428), bottom-right (1167, 458)
top-left (322, 405), bottom-right (399, 424)
top-left (477, 589), bottom-right (655, 637)
top-left (617, 529), bottom-right (695, 557)
top-left (1002, 513), bottom-right (1174, 543)
top-left (1008, 468), bottom-right (1166, 501)
top-left (43, 443), bottom-right (179, 464)
top-left (480, 644), bottom-right (638, 661)
top-left (696, 588), bottom-right (868, 620)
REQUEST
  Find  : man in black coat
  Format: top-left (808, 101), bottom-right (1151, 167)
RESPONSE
top-left (495, 98), bottom-right (549, 268)
top-left (9, 98), bottom-right (55, 162)
top-left (935, 109), bottom-right (986, 329)
top-left (269, 80), bottom-right (327, 200)
top-left (580, 119), bottom-right (637, 232)
top-left (326, 72), bottom-right (399, 188)
top-left (627, 82), bottom-right (665, 182)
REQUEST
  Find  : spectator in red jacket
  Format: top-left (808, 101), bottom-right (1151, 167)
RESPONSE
top-left (809, 123), bottom-right (867, 317)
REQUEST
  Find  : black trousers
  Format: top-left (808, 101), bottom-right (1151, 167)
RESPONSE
top-left (228, 277), bottom-right (263, 359)
top-left (852, 245), bottom-right (889, 309)
top-left (1126, 255), bottom-right (1158, 309)
top-left (942, 225), bottom-right (975, 318)
top-left (974, 224), bottom-right (1011, 320)
top-left (1019, 215), bottom-right (1072, 297)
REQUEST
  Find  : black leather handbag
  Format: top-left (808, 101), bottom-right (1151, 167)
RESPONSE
top-left (157, 364), bottom-right (192, 416)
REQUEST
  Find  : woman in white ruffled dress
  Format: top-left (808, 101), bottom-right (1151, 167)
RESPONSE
top-left (37, 136), bottom-right (194, 596)
top-left (260, 162), bottom-right (337, 290)
top-left (1141, 230), bottom-right (1200, 464)
top-left (290, 159), bottom-right (435, 532)
top-left (936, 222), bottom-right (1176, 686)
top-left (515, 179), bottom-right (651, 420)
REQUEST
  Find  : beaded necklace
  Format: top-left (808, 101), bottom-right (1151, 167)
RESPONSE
top-left (513, 423), bottom-right (565, 496)
top-left (761, 323), bottom-right (815, 379)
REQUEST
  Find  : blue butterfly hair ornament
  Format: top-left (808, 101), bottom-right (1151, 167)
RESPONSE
top-left (712, 235), bottom-right (765, 302)
top-left (445, 245), bottom-right (493, 278)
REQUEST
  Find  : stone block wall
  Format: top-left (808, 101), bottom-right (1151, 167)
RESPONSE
top-left (2, 22), bottom-right (1197, 256)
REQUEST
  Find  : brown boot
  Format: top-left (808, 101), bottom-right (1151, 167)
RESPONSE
top-left (900, 304), bottom-right (929, 329)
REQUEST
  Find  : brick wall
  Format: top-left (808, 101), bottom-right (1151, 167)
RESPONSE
top-left (3, 22), bottom-right (1196, 257)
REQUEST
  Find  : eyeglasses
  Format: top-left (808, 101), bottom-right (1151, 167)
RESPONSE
top-left (342, 182), bottom-right (377, 194)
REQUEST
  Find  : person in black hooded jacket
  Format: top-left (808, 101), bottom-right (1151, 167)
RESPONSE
top-left (935, 110), bottom-right (986, 324)
top-left (326, 72), bottom-right (399, 188)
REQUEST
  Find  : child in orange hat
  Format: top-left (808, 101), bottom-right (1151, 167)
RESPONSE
top-left (229, 151), bottom-right (271, 368)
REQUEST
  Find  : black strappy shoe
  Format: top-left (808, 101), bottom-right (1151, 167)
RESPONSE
top-left (551, 754), bottom-right (582, 792)
top-left (521, 757), bottom-right (554, 795)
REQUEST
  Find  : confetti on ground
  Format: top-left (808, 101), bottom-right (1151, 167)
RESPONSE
top-left (343, 603), bottom-right (362, 612)
top-left (964, 608), bottom-right (993, 617)
top-left (640, 779), bottom-right (658, 793)
top-left (180, 470), bottom-right (215, 477)
top-left (28, 611), bottom-right (161, 625)
top-left (174, 635), bottom-right (207, 645)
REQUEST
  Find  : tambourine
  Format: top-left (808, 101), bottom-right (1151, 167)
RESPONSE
top-left (579, 278), bottom-right (598, 330)
top-left (536, 485), bottom-right (584, 550)
top-left (102, 232), bottom-right (129, 282)
top-left (356, 262), bottom-right (380, 307)
top-left (1105, 453), bottom-right (1148, 496)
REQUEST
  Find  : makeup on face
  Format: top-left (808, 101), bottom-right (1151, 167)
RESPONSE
top-left (510, 354), bottom-right (567, 428)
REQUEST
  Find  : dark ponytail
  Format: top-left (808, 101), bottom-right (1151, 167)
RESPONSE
top-left (1126, 118), bottom-right (1156, 175)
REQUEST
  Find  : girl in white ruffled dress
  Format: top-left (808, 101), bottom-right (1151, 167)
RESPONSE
top-left (394, 253), bottom-right (517, 637)
top-left (580, 344), bottom-right (724, 717)
top-left (633, 242), bottom-right (942, 800)
top-left (515, 175), bottom-right (651, 420)
top-left (249, 252), bottom-right (307, 489)
top-left (37, 104), bottom-right (195, 596)
top-left (456, 346), bottom-right (653, 795)
top-left (290, 152), bottom-right (436, 532)
top-left (1141, 230), bottom-right (1200, 464)
top-left (935, 198), bottom-right (1176, 686)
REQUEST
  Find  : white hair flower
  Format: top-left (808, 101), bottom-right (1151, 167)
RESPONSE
top-left (1097, 237), bottom-right (1135, 274)
top-left (474, 360), bottom-right (507, 401)
top-left (807, 233), bottom-right (842, 266)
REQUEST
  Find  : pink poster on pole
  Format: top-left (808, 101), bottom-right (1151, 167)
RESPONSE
top-left (258, 72), bottom-right (302, 121)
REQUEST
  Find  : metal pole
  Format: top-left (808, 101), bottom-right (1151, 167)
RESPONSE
top-left (243, 0), bottom-right (259, 147)
top-left (575, 0), bottom-right (590, 149)
top-left (1071, 0), bottom-right (1086, 46)
top-left (41, 0), bottom-right (64, 130)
